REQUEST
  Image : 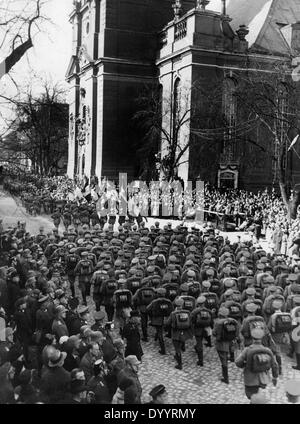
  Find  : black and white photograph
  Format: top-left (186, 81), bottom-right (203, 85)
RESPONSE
top-left (1, 0), bottom-right (300, 407)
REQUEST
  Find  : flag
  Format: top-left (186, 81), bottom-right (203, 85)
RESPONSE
top-left (288, 135), bottom-right (299, 151)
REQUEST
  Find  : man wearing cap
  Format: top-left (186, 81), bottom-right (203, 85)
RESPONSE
top-left (86, 358), bottom-right (111, 403)
top-left (146, 288), bottom-right (173, 355)
top-left (235, 327), bottom-right (279, 400)
top-left (147, 384), bottom-right (168, 404)
top-left (91, 310), bottom-right (106, 333)
top-left (74, 252), bottom-right (94, 305)
top-left (40, 348), bottom-right (71, 403)
top-left (166, 297), bottom-right (192, 370)
top-left (190, 296), bottom-right (213, 366)
top-left (65, 248), bottom-right (80, 298)
top-left (118, 355), bottom-right (142, 404)
top-left (52, 305), bottom-right (69, 340)
top-left (213, 306), bottom-right (240, 384)
top-left (121, 310), bottom-right (143, 361)
top-left (80, 341), bottom-right (102, 382)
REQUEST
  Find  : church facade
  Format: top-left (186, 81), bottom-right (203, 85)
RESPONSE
top-left (66, 0), bottom-right (300, 191)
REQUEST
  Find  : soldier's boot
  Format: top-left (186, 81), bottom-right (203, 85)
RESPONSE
top-left (142, 330), bottom-right (148, 342)
top-left (82, 294), bottom-right (87, 306)
top-left (287, 343), bottom-right (295, 358)
top-left (70, 285), bottom-right (75, 298)
top-left (154, 331), bottom-right (158, 341)
top-left (221, 366), bottom-right (229, 384)
top-left (197, 351), bottom-right (203, 367)
top-left (175, 353), bottom-right (182, 370)
top-left (276, 355), bottom-right (282, 375)
top-left (181, 342), bottom-right (186, 352)
top-left (292, 354), bottom-right (300, 370)
top-left (205, 336), bottom-right (212, 347)
top-left (159, 339), bottom-right (166, 355)
top-left (230, 352), bottom-right (235, 363)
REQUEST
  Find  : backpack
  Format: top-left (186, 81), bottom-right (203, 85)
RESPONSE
top-left (140, 288), bottom-right (155, 306)
top-left (116, 291), bottom-right (131, 307)
top-left (204, 293), bottom-right (218, 312)
top-left (273, 313), bottom-right (292, 334)
top-left (155, 299), bottom-right (172, 317)
top-left (181, 296), bottom-right (195, 312)
top-left (247, 347), bottom-right (272, 373)
top-left (106, 280), bottom-right (118, 296)
top-left (221, 319), bottom-right (238, 342)
top-left (173, 310), bottom-right (191, 330)
top-left (228, 303), bottom-right (242, 319)
top-left (187, 283), bottom-right (201, 297)
top-left (195, 309), bottom-right (212, 328)
top-left (80, 260), bottom-right (93, 275)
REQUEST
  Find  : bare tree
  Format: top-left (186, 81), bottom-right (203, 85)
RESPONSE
top-left (0, 0), bottom-right (48, 79)
top-left (133, 80), bottom-right (228, 182)
top-left (234, 61), bottom-right (300, 219)
top-left (0, 80), bottom-right (69, 175)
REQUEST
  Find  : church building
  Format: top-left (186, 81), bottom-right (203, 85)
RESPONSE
top-left (66, 0), bottom-right (300, 191)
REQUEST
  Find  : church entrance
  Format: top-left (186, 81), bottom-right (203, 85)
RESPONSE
top-left (218, 168), bottom-right (238, 189)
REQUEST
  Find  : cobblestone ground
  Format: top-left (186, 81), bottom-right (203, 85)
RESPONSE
top-left (1, 188), bottom-right (298, 404)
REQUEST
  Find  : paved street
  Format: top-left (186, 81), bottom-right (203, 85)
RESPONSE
top-left (0, 188), bottom-right (299, 404)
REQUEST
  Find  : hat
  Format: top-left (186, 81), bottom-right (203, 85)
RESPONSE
top-left (250, 392), bottom-right (269, 404)
top-left (125, 355), bottom-right (141, 366)
top-left (67, 335), bottom-right (80, 350)
top-left (174, 298), bottom-right (184, 307)
top-left (224, 289), bottom-right (234, 297)
top-left (224, 279), bottom-right (234, 288)
top-left (59, 335), bottom-right (69, 345)
top-left (187, 270), bottom-right (196, 278)
top-left (245, 287), bottom-right (256, 296)
top-left (256, 263), bottom-right (265, 270)
top-left (180, 283), bottom-right (189, 292)
top-left (245, 303), bottom-right (258, 313)
top-left (272, 299), bottom-right (283, 310)
top-left (78, 305), bottom-right (89, 315)
top-left (250, 328), bottom-right (265, 340)
top-left (218, 307), bottom-right (229, 317)
top-left (94, 310), bottom-right (106, 321)
top-left (285, 380), bottom-right (300, 397)
top-left (156, 287), bottom-right (166, 296)
top-left (149, 384), bottom-right (166, 398)
top-left (265, 275), bottom-right (275, 284)
top-left (48, 349), bottom-right (67, 368)
top-left (288, 274), bottom-right (298, 282)
top-left (202, 280), bottom-right (211, 288)
top-left (196, 295), bottom-right (206, 304)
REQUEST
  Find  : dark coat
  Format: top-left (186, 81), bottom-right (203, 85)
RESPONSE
top-left (118, 366), bottom-right (142, 404)
top-left (52, 318), bottom-right (69, 340)
top-left (235, 342), bottom-right (279, 386)
top-left (166, 309), bottom-right (193, 342)
top-left (122, 322), bottom-right (143, 361)
top-left (87, 375), bottom-right (111, 403)
top-left (14, 309), bottom-right (33, 344)
top-left (63, 353), bottom-right (80, 372)
top-left (41, 366), bottom-right (71, 403)
top-left (213, 317), bottom-right (240, 353)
